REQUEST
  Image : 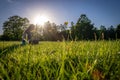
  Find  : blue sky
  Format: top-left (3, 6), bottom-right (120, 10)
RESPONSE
top-left (0, 0), bottom-right (120, 34)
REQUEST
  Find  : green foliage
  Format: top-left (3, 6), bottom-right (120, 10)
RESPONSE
top-left (71, 14), bottom-right (94, 40)
top-left (0, 41), bottom-right (120, 80)
top-left (2, 15), bottom-right (29, 41)
top-left (116, 24), bottom-right (120, 39)
top-left (1, 14), bottom-right (120, 41)
top-left (43, 21), bottom-right (60, 41)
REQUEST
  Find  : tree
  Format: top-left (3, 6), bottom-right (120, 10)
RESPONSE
top-left (71, 14), bottom-right (94, 40)
top-left (71, 21), bottom-right (76, 40)
top-left (77, 14), bottom-right (91, 24)
top-left (99, 25), bottom-right (106, 40)
top-left (43, 21), bottom-right (59, 41)
top-left (2, 15), bottom-right (29, 40)
top-left (107, 25), bottom-right (115, 40)
top-left (116, 24), bottom-right (120, 39)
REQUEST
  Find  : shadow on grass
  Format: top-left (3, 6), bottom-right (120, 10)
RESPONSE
top-left (0, 44), bottom-right (22, 57)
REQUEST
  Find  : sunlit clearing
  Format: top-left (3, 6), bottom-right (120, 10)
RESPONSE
top-left (33, 15), bottom-right (49, 25)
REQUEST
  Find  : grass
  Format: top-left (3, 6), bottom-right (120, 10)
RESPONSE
top-left (0, 41), bottom-right (120, 80)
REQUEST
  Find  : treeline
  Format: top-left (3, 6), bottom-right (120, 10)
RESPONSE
top-left (0, 14), bottom-right (120, 41)
top-left (70, 14), bottom-right (120, 40)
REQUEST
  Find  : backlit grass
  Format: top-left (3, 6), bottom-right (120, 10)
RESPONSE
top-left (0, 41), bottom-right (120, 80)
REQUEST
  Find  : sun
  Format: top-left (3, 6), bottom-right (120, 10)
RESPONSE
top-left (33, 15), bottom-right (49, 25)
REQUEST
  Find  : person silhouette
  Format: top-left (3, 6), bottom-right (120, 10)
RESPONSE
top-left (22, 24), bottom-right (35, 44)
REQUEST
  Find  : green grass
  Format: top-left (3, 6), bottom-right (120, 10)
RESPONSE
top-left (0, 41), bottom-right (120, 80)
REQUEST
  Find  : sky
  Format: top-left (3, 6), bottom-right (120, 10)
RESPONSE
top-left (0, 0), bottom-right (120, 34)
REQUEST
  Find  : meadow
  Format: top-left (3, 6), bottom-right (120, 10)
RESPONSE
top-left (0, 41), bottom-right (120, 80)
